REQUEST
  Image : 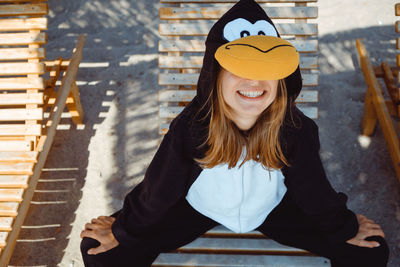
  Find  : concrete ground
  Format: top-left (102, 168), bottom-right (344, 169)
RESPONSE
top-left (7, 0), bottom-right (400, 266)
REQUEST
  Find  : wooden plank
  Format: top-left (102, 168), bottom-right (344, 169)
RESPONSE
top-left (0, 48), bottom-right (45, 60)
top-left (0, 77), bottom-right (44, 90)
top-left (160, 0), bottom-right (317, 3)
top-left (0, 152), bottom-right (37, 162)
top-left (0, 175), bottom-right (29, 188)
top-left (0, 32), bottom-right (46, 46)
top-left (0, 163), bottom-right (33, 175)
top-left (0, 17), bottom-right (47, 31)
top-left (160, 105), bottom-right (317, 119)
top-left (397, 37), bottom-right (400, 50)
top-left (160, 6), bottom-right (317, 20)
top-left (381, 61), bottom-right (400, 104)
top-left (159, 22), bottom-right (318, 36)
top-left (0, 218), bottom-right (13, 232)
top-left (159, 55), bottom-right (317, 69)
top-left (396, 3), bottom-right (400, 16)
top-left (0, 232), bottom-right (8, 248)
top-left (396, 20), bottom-right (400, 33)
top-left (0, 125), bottom-right (42, 136)
top-left (0, 202), bottom-right (18, 217)
top-left (0, 141), bottom-right (32, 152)
top-left (356, 39), bottom-right (400, 179)
top-left (159, 39), bottom-right (318, 53)
top-left (0, 34), bottom-right (86, 267)
top-left (159, 89), bottom-right (317, 103)
top-left (176, 237), bottom-right (308, 254)
top-left (0, 3), bottom-right (48, 17)
top-left (0, 189), bottom-right (23, 202)
top-left (205, 225), bottom-right (263, 238)
top-left (0, 62), bottom-right (44, 76)
top-left (0, 0), bottom-right (46, 2)
top-left (153, 254), bottom-right (329, 266)
top-left (0, 93), bottom-right (43, 105)
top-left (0, 108), bottom-right (42, 121)
top-left (159, 73), bottom-right (318, 86)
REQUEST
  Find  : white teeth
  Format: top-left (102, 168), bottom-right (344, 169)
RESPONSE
top-left (238, 90), bottom-right (264, 98)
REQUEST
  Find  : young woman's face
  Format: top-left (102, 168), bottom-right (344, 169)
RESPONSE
top-left (220, 68), bottom-right (279, 130)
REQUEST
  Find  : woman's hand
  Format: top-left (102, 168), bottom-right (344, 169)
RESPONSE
top-left (80, 216), bottom-right (119, 255)
top-left (346, 214), bottom-right (385, 248)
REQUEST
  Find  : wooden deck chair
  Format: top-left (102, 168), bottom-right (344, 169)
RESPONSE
top-left (155, 0), bottom-right (329, 266)
top-left (355, 3), bottom-right (400, 182)
top-left (0, 1), bottom-right (85, 265)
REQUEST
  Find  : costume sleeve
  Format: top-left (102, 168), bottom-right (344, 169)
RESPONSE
top-left (282, 115), bottom-right (359, 245)
top-left (111, 116), bottom-right (195, 247)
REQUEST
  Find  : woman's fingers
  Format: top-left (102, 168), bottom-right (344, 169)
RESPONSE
top-left (357, 239), bottom-right (381, 248)
top-left (88, 245), bottom-right (107, 255)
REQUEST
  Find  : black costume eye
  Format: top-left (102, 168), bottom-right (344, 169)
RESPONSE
top-left (258, 31), bottom-right (265, 35)
top-left (240, 30), bottom-right (250, 38)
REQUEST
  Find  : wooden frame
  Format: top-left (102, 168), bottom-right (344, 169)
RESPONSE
top-left (0, 1), bottom-right (85, 265)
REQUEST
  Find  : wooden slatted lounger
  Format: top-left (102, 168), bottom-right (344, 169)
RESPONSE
top-left (154, 0), bottom-right (330, 266)
top-left (355, 3), bottom-right (400, 182)
top-left (0, 1), bottom-right (85, 265)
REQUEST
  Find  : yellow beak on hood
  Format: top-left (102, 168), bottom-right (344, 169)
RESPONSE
top-left (215, 35), bottom-right (299, 80)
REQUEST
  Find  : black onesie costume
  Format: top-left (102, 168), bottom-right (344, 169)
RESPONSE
top-left (81, 0), bottom-right (390, 266)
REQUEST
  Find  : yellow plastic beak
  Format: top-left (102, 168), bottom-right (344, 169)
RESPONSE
top-left (215, 35), bottom-right (299, 80)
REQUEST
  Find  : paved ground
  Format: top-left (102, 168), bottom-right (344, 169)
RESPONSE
top-left (7, 0), bottom-right (400, 266)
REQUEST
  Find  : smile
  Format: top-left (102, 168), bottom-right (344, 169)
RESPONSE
top-left (238, 90), bottom-right (265, 98)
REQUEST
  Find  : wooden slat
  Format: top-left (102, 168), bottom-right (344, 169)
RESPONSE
top-left (0, 108), bottom-right (42, 121)
top-left (0, 0), bottom-right (46, 2)
top-left (0, 162), bottom-right (33, 175)
top-left (159, 73), bottom-right (318, 86)
top-left (0, 202), bottom-right (18, 217)
top-left (160, 0), bottom-right (317, 3)
top-left (396, 3), bottom-right (400, 16)
top-left (0, 232), bottom-right (8, 248)
top-left (159, 39), bottom-right (318, 53)
top-left (0, 189), bottom-right (23, 202)
top-left (0, 3), bottom-right (48, 17)
top-left (160, 105), bottom-right (317, 119)
top-left (0, 32), bottom-right (46, 46)
top-left (0, 48), bottom-right (45, 60)
top-left (0, 141), bottom-right (32, 152)
top-left (160, 6), bottom-right (317, 20)
top-left (153, 254), bottom-right (329, 266)
top-left (0, 17), bottom-right (47, 31)
top-left (0, 152), bottom-right (37, 162)
top-left (0, 175), bottom-right (29, 188)
top-left (159, 89), bottom-right (317, 103)
top-left (204, 225), bottom-right (263, 238)
top-left (0, 77), bottom-right (44, 90)
top-left (176, 237), bottom-right (308, 254)
top-left (159, 55), bottom-right (317, 69)
top-left (0, 218), bottom-right (13, 232)
top-left (0, 125), bottom-right (41, 136)
top-left (396, 20), bottom-right (400, 33)
top-left (0, 62), bottom-right (44, 76)
top-left (159, 22), bottom-right (318, 36)
top-left (0, 93), bottom-right (43, 105)
top-left (397, 37), bottom-right (400, 50)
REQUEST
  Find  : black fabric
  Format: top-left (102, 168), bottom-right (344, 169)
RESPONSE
top-left (110, 0), bottom-right (360, 250)
top-left (82, 197), bottom-right (389, 267)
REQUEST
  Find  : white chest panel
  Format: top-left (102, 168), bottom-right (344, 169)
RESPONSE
top-left (185, 160), bottom-right (287, 233)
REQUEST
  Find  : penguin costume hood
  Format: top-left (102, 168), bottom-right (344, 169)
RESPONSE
top-left (195, 0), bottom-right (302, 112)
top-left (111, 0), bottom-right (359, 248)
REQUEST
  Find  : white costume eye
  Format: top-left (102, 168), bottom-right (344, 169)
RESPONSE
top-left (223, 18), bottom-right (278, 42)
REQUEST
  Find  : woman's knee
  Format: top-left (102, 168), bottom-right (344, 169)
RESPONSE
top-left (362, 236), bottom-right (390, 266)
top-left (332, 236), bottom-right (389, 267)
top-left (80, 237), bottom-right (100, 256)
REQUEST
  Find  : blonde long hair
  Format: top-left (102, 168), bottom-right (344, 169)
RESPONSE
top-left (195, 68), bottom-right (289, 169)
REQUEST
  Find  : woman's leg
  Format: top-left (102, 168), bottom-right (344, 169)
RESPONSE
top-left (256, 193), bottom-right (389, 267)
top-left (80, 198), bottom-right (219, 267)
